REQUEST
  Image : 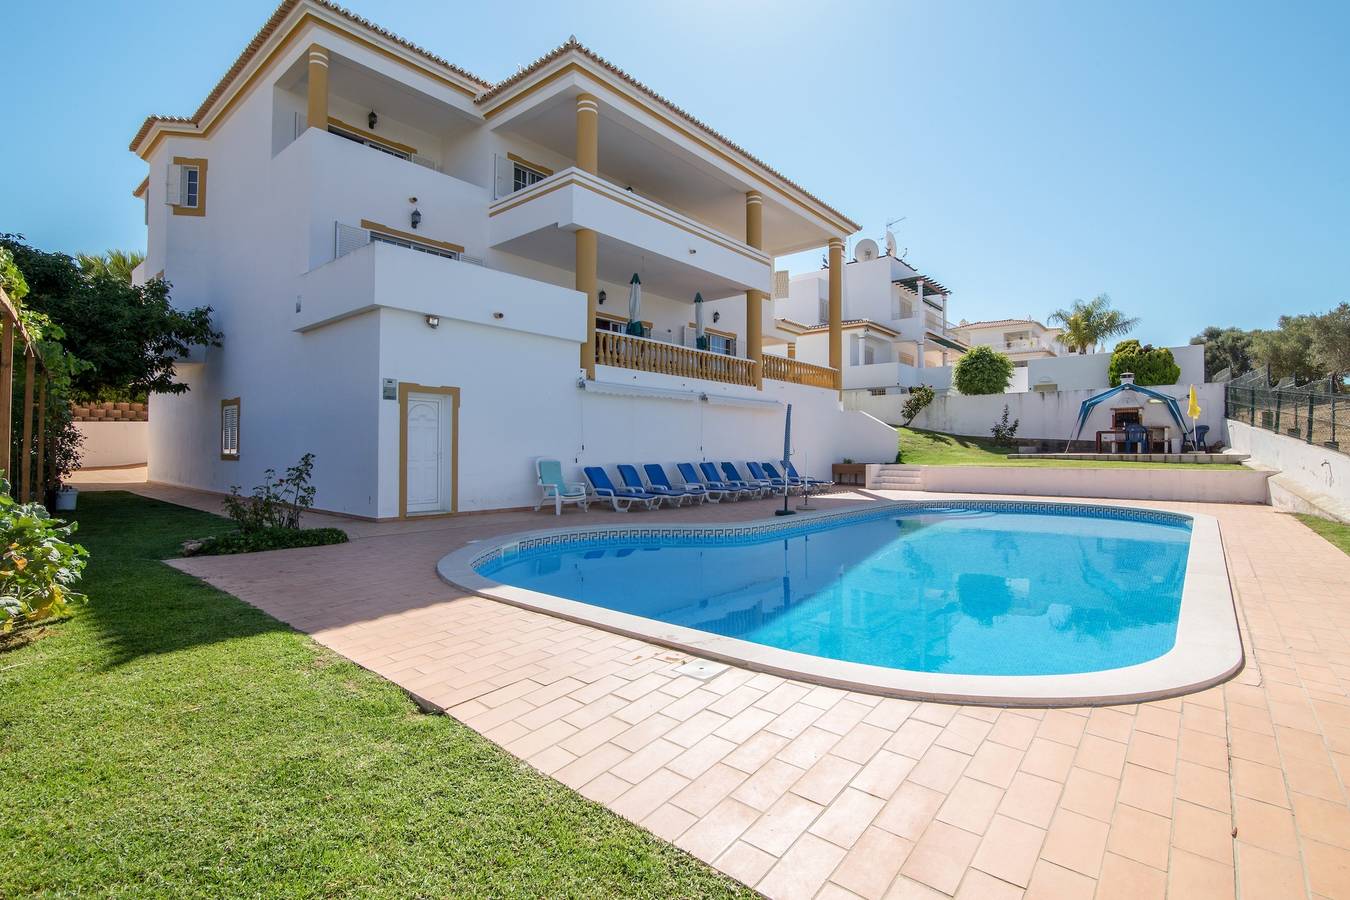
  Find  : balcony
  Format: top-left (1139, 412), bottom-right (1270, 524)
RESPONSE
top-left (488, 168), bottom-right (771, 301)
top-left (1002, 337), bottom-right (1058, 354)
top-left (596, 332), bottom-right (839, 390)
top-left (763, 356), bottom-right (837, 390)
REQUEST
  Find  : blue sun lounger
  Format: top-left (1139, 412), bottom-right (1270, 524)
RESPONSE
top-left (675, 463), bottom-right (734, 502)
top-left (721, 461), bottom-right (772, 496)
top-left (699, 462), bottom-right (761, 498)
top-left (747, 461), bottom-right (793, 493)
top-left (583, 466), bottom-right (661, 511)
top-left (786, 461), bottom-right (832, 488)
top-left (617, 464), bottom-right (687, 507)
top-left (643, 464), bottom-right (713, 504)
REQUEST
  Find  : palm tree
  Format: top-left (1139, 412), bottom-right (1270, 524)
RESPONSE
top-left (1048, 294), bottom-right (1139, 354)
top-left (77, 249), bottom-right (146, 285)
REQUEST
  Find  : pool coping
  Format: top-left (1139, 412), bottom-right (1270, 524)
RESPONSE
top-left (436, 500), bottom-right (1244, 707)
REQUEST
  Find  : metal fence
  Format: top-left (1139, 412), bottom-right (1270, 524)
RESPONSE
top-left (1225, 368), bottom-right (1345, 453)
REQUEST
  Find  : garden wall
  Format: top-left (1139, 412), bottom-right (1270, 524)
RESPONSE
top-left (919, 464), bottom-right (1272, 504)
top-left (75, 422), bottom-right (149, 468)
top-left (1227, 420), bottom-right (1350, 522)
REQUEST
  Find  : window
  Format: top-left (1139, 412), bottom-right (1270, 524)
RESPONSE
top-left (864, 344), bottom-right (876, 365)
top-left (328, 125), bottom-right (412, 161)
top-left (597, 317), bottom-right (649, 337)
top-left (220, 398), bottom-right (240, 460)
top-left (168, 157), bottom-right (207, 217)
top-left (370, 231), bottom-right (459, 261)
top-left (869, 388), bottom-right (888, 397)
top-left (707, 334), bottom-right (736, 356)
top-left (513, 161), bottom-right (547, 192)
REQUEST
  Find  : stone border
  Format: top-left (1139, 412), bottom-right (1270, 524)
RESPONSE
top-left (437, 500), bottom-right (1243, 707)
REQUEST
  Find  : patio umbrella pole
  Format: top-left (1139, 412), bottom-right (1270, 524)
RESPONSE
top-left (776, 403), bottom-right (794, 516)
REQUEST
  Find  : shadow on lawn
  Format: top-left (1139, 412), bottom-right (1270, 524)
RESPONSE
top-left (71, 492), bottom-right (290, 669)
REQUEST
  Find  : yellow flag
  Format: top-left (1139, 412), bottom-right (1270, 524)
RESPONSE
top-left (1187, 385), bottom-right (1201, 420)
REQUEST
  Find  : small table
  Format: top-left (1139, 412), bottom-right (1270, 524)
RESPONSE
top-left (1096, 430), bottom-right (1127, 452)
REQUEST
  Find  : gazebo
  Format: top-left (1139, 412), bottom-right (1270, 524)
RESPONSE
top-left (1065, 374), bottom-right (1191, 452)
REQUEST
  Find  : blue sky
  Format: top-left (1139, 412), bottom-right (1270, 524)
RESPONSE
top-left (4, 0), bottom-right (1346, 345)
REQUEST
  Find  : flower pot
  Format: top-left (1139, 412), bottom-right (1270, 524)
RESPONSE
top-left (54, 487), bottom-right (78, 511)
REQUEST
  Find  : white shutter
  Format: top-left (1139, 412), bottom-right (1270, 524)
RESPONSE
top-left (164, 164), bottom-right (182, 205)
top-left (772, 270), bottom-right (790, 300)
top-left (221, 403), bottom-right (239, 456)
top-left (334, 222), bottom-right (370, 259)
top-left (293, 111), bottom-right (304, 140)
top-left (493, 154), bottom-right (513, 200)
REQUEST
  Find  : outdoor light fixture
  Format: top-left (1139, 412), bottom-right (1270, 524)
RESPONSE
top-left (368, 110), bottom-right (377, 129)
top-left (425, 315), bottom-right (440, 328)
top-left (598, 290), bottom-right (606, 305)
top-left (410, 208), bottom-right (422, 229)
top-left (713, 311), bottom-right (721, 323)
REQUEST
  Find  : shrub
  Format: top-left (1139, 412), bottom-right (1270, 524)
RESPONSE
top-left (953, 346), bottom-right (1014, 395)
top-left (1108, 340), bottom-right (1181, 386)
top-left (183, 527), bottom-right (348, 557)
top-left (900, 385), bottom-right (935, 426)
top-left (990, 405), bottom-right (1020, 447)
top-left (0, 479), bottom-right (87, 634)
top-left (224, 453), bottom-right (317, 533)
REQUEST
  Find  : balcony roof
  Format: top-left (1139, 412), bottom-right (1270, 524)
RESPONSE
top-left (129, 1), bottom-right (861, 246)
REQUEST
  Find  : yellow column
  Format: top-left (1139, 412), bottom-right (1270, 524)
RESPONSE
top-left (828, 237), bottom-right (844, 391)
top-left (577, 228), bottom-right (598, 379)
top-left (745, 191), bottom-right (765, 389)
top-left (576, 93), bottom-right (599, 174)
top-left (306, 45), bottom-right (329, 131)
top-left (576, 92), bottom-right (600, 378)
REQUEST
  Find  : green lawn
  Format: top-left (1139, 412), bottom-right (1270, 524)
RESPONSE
top-left (0, 492), bottom-right (751, 898)
top-left (1295, 513), bottom-right (1350, 556)
top-left (896, 427), bottom-right (1249, 470)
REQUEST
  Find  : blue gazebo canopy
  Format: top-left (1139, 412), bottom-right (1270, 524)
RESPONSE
top-left (1067, 382), bottom-right (1191, 449)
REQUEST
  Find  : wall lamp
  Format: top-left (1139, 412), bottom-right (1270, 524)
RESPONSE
top-left (368, 110), bottom-right (378, 129)
top-left (410, 208), bottom-right (422, 229)
top-left (598, 289), bottom-right (606, 306)
top-left (425, 314), bottom-right (440, 329)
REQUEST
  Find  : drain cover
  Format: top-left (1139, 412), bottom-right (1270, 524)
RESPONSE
top-left (672, 659), bottom-right (729, 680)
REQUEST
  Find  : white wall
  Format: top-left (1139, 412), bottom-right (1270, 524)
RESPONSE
top-left (1227, 420), bottom-right (1350, 520)
top-left (1024, 344), bottom-right (1205, 393)
top-left (75, 422), bottom-right (149, 468)
top-left (910, 382), bottom-right (1228, 445)
top-left (920, 465), bottom-right (1271, 504)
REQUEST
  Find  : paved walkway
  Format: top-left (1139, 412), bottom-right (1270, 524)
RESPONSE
top-left (93, 480), bottom-right (1350, 899)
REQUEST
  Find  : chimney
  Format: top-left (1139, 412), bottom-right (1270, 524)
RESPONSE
top-left (1119, 372), bottom-right (1135, 385)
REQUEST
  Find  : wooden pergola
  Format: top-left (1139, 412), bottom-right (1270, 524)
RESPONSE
top-left (0, 284), bottom-right (52, 502)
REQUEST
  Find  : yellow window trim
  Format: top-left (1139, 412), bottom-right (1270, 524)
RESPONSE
top-left (360, 219), bottom-right (465, 254)
top-left (328, 117), bottom-right (418, 156)
top-left (506, 152), bottom-right (553, 177)
top-left (688, 322), bottom-right (736, 340)
top-left (220, 397), bottom-right (240, 461)
top-left (172, 157), bottom-right (207, 217)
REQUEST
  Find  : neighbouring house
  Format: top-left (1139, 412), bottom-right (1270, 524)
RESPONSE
top-left (771, 240), bottom-right (968, 399)
top-left (128, 0), bottom-right (896, 518)
top-left (948, 318), bottom-right (1067, 365)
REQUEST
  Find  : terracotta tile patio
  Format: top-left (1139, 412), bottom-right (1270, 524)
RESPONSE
top-left (91, 478), bottom-right (1350, 899)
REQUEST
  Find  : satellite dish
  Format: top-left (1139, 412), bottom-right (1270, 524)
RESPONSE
top-left (884, 230), bottom-right (898, 257)
top-left (854, 238), bottom-right (879, 262)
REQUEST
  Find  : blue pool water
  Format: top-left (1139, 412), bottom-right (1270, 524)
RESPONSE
top-left (478, 506), bottom-right (1192, 676)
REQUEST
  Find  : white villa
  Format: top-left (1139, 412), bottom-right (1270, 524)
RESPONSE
top-left (948, 317), bottom-right (1067, 364)
top-left (128, 0), bottom-right (897, 519)
top-left (771, 242), bottom-right (968, 397)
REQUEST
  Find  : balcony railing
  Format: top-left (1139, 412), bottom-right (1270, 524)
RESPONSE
top-left (1003, 338), bottom-right (1054, 352)
top-left (596, 331), bottom-right (756, 387)
top-left (925, 311), bottom-right (945, 331)
top-left (763, 355), bottom-right (838, 390)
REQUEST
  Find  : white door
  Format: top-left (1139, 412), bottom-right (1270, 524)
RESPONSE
top-left (405, 392), bottom-right (452, 514)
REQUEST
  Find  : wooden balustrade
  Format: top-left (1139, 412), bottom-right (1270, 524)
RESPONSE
top-left (762, 354), bottom-right (839, 389)
top-left (594, 330), bottom-right (756, 387)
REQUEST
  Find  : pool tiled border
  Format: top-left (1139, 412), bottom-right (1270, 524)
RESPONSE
top-left (438, 499), bottom-right (1244, 708)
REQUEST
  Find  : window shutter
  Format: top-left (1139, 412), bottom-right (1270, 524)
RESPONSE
top-left (165, 164), bottom-right (182, 205)
top-left (493, 154), bottom-right (513, 200)
top-left (772, 270), bottom-right (790, 300)
top-left (294, 111), bottom-right (304, 140)
top-left (221, 402), bottom-right (239, 456)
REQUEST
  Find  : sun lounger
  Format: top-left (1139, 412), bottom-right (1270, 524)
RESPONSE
top-left (747, 461), bottom-right (793, 493)
top-left (699, 462), bottom-right (761, 498)
top-left (786, 461), bottom-right (832, 488)
top-left (676, 463), bottom-right (735, 502)
top-left (721, 461), bottom-right (772, 496)
top-left (583, 466), bottom-right (661, 511)
top-left (617, 464), bottom-right (686, 507)
top-left (535, 457), bottom-right (590, 515)
top-left (643, 464), bottom-right (713, 503)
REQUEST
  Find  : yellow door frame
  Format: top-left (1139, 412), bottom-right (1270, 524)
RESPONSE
top-left (398, 383), bottom-right (460, 518)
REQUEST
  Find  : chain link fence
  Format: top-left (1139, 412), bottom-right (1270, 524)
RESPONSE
top-left (1225, 368), bottom-right (1345, 453)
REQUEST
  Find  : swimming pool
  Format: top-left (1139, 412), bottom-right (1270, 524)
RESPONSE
top-left (440, 501), bottom-right (1242, 705)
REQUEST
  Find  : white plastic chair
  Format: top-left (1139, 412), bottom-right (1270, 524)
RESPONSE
top-left (535, 458), bottom-right (589, 515)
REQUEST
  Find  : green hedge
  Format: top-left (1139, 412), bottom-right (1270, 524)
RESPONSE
top-left (187, 527), bottom-right (348, 556)
top-left (1108, 340), bottom-right (1181, 386)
